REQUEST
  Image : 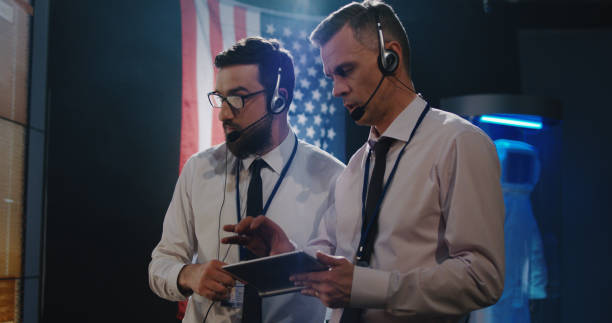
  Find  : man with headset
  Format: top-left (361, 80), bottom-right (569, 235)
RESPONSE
top-left (148, 37), bottom-right (344, 322)
top-left (223, 1), bottom-right (505, 322)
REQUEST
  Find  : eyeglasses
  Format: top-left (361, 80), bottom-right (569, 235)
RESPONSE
top-left (207, 89), bottom-right (266, 110)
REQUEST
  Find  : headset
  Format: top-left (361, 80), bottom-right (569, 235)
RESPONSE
top-left (269, 50), bottom-right (287, 114)
top-left (375, 10), bottom-right (399, 75)
top-left (268, 44), bottom-right (287, 114)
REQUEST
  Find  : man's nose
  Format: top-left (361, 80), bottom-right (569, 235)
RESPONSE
top-left (332, 79), bottom-right (349, 97)
top-left (218, 102), bottom-right (235, 122)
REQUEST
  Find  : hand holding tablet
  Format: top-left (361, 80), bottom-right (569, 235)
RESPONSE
top-left (222, 250), bottom-right (329, 297)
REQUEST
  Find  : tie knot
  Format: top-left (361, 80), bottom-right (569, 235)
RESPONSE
top-left (250, 159), bottom-right (266, 175)
top-left (374, 137), bottom-right (394, 157)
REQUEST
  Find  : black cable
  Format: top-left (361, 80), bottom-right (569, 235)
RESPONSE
top-left (222, 244), bottom-right (233, 262)
top-left (392, 75), bottom-right (418, 95)
top-left (204, 146), bottom-right (235, 323)
top-left (220, 144), bottom-right (235, 263)
top-left (202, 301), bottom-right (216, 323)
top-left (217, 146), bottom-right (229, 260)
top-left (204, 147), bottom-right (228, 323)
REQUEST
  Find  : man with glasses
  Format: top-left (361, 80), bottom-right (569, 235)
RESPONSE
top-left (149, 37), bottom-right (344, 323)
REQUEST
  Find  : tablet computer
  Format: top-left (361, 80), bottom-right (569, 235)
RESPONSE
top-left (222, 250), bottom-right (329, 297)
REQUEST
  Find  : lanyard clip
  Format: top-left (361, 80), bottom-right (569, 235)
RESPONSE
top-left (355, 247), bottom-right (369, 267)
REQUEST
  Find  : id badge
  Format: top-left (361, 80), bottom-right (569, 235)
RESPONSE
top-left (220, 282), bottom-right (244, 308)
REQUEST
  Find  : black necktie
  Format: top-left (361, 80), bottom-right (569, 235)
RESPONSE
top-left (241, 159), bottom-right (265, 323)
top-left (246, 159), bottom-right (265, 219)
top-left (340, 137), bottom-right (395, 323)
top-left (361, 137), bottom-right (394, 265)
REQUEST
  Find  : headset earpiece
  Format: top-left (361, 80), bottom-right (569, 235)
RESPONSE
top-left (378, 47), bottom-right (399, 75)
top-left (269, 66), bottom-right (286, 114)
top-left (376, 14), bottom-right (399, 75)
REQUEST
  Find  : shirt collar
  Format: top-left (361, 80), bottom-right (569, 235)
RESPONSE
top-left (367, 95), bottom-right (427, 149)
top-left (239, 127), bottom-right (296, 175)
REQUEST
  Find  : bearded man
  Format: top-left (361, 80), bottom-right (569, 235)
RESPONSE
top-left (149, 37), bottom-right (344, 323)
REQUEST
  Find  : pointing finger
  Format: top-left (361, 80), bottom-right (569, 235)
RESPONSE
top-left (223, 224), bottom-right (237, 233)
top-left (221, 235), bottom-right (249, 246)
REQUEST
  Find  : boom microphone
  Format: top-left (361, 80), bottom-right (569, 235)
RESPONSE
top-left (226, 113), bottom-right (270, 142)
top-left (350, 74), bottom-right (386, 121)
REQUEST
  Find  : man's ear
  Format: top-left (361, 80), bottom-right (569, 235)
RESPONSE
top-left (387, 40), bottom-right (403, 75)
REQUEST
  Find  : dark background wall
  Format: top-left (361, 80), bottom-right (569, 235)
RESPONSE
top-left (44, 1), bottom-right (181, 321)
top-left (42, 0), bottom-right (612, 322)
top-left (518, 29), bottom-right (612, 322)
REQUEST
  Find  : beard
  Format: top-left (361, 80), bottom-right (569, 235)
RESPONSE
top-left (226, 114), bottom-right (273, 159)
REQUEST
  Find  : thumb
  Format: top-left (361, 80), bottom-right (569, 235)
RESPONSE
top-left (316, 251), bottom-right (346, 266)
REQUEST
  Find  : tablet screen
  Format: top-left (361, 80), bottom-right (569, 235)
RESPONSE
top-left (222, 250), bottom-right (328, 297)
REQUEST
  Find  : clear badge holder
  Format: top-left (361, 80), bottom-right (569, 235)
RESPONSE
top-left (220, 282), bottom-right (245, 308)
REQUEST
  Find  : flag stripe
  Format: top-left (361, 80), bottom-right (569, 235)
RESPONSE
top-left (195, 0), bottom-right (214, 152)
top-left (179, 0), bottom-right (199, 170)
top-left (234, 6), bottom-right (247, 41)
top-left (219, 2), bottom-right (236, 52)
top-left (207, 0), bottom-right (225, 146)
top-left (207, 0), bottom-right (223, 73)
top-left (245, 8), bottom-right (260, 37)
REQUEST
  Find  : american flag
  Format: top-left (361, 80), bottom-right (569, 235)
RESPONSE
top-left (260, 12), bottom-right (346, 163)
top-left (179, 0), bottom-right (346, 171)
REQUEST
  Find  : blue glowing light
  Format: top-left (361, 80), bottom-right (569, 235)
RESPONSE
top-left (479, 115), bottom-right (543, 129)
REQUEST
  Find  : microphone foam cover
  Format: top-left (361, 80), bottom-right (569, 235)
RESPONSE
top-left (350, 106), bottom-right (366, 121)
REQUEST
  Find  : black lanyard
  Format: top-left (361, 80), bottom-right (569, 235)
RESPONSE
top-left (356, 103), bottom-right (430, 265)
top-left (234, 135), bottom-right (298, 221)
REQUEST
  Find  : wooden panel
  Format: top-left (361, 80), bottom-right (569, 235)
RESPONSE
top-left (0, 279), bottom-right (20, 322)
top-left (0, 119), bottom-right (24, 279)
top-left (0, 0), bottom-right (31, 125)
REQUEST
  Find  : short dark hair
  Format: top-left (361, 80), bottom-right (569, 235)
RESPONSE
top-left (310, 1), bottom-right (411, 76)
top-left (214, 37), bottom-right (295, 109)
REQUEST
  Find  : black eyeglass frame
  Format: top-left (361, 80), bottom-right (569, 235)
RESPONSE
top-left (207, 89), bottom-right (266, 110)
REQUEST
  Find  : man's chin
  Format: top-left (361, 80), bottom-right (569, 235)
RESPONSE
top-left (226, 139), bottom-right (249, 159)
top-left (225, 130), bottom-right (241, 143)
top-left (224, 115), bottom-right (272, 159)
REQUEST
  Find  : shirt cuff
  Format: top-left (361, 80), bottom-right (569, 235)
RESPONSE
top-left (350, 266), bottom-right (390, 308)
top-left (289, 239), bottom-right (298, 251)
top-left (169, 263), bottom-right (189, 300)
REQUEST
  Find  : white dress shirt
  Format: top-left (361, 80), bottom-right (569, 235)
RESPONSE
top-left (306, 96), bottom-right (505, 323)
top-left (149, 130), bottom-right (345, 323)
